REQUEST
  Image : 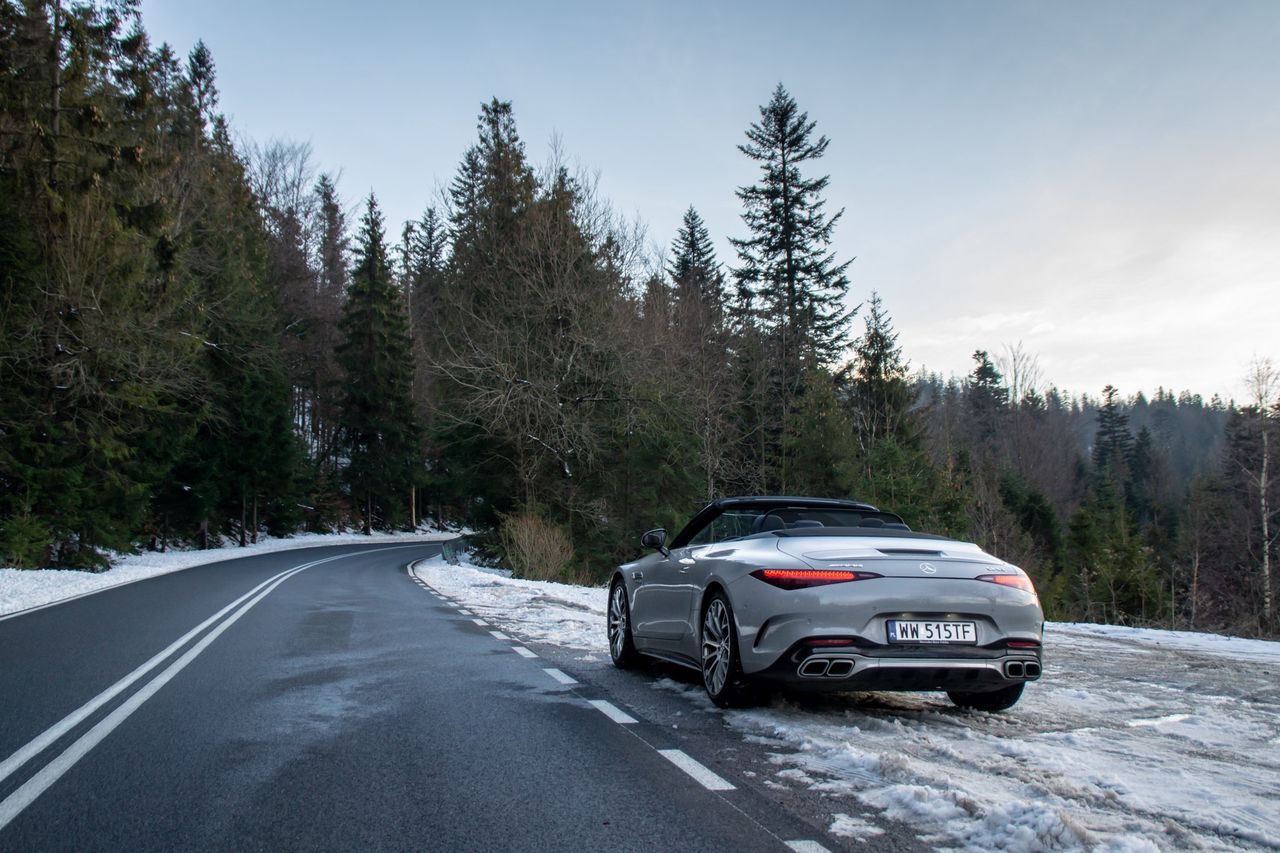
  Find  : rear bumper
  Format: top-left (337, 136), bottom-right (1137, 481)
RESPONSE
top-left (752, 640), bottom-right (1043, 693)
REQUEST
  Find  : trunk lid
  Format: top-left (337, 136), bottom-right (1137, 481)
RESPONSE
top-left (774, 535), bottom-right (1014, 579)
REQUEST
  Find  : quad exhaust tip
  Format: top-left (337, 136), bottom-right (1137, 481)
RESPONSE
top-left (798, 659), bottom-right (830, 677)
top-left (1004, 660), bottom-right (1042, 680)
top-left (797, 658), bottom-right (855, 678)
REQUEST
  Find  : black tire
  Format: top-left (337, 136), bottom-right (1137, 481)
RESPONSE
top-left (607, 579), bottom-right (641, 669)
top-left (700, 592), bottom-right (760, 708)
top-left (948, 683), bottom-right (1025, 712)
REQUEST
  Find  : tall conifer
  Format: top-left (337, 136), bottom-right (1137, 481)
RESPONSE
top-left (338, 195), bottom-right (420, 532)
top-left (730, 84), bottom-right (853, 491)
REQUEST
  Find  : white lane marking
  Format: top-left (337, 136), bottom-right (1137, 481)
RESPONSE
top-left (489, 630), bottom-right (511, 641)
top-left (543, 668), bottom-right (577, 685)
top-left (471, 618), bottom-right (488, 626)
top-left (512, 646), bottom-right (538, 659)
top-left (588, 700), bottom-right (637, 725)
top-left (458, 609), bottom-right (472, 615)
top-left (786, 842), bottom-right (831, 853)
top-left (657, 749), bottom-right (735, 791)
top-left (0, 545), bottom-right (421, 801)
top-left (0, 564), bottom-right (305, 830)
top-left (0, 563), bottom-right (295, 788)
top-left (0, 541), bottom-right (440, 623)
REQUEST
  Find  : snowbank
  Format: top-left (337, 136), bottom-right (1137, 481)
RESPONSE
top-left (414, 558), bottom-right (1280, 852)
top-left (0, 529), bottom-right (459, 618)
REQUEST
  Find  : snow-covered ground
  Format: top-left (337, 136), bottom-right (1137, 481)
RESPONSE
top-left (416, 557), bottom-right (1280, 852)
top-left (0, 529), bottom-right (458, 617)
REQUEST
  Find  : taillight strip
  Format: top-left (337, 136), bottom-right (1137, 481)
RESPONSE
top-left (751, 569), bottom-right (882, 590)
top-left (975, 573), bottom-right (1037, 595)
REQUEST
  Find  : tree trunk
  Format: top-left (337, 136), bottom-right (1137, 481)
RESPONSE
top-left (252, 496), bottom-right (259, 544)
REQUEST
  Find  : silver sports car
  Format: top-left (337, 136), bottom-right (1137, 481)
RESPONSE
top-left (607, 496), bottom-right (1043, 710)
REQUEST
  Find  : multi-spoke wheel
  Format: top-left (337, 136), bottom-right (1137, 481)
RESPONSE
top-left (700, 592), bottom-right (757, 707)
top-left (607, 579), bottom-right (640, 668)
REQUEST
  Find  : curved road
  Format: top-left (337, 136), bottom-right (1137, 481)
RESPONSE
top-left (0, 542), bottom-right (837, 852)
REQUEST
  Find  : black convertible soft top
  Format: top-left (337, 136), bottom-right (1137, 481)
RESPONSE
top-left (669, 495), bottom-right (915, 548)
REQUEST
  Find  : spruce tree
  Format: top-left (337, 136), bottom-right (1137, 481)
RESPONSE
top-left (968, 350), bottom-right (1009, 447)
top-left (338, 195), bottom-right (421, 533)
top-left (669, 206), bottom-right (726, 326)
top-left (1093, 385), bottom-right (1134, 475)
top-left (730, 84), bottom-right (853, 491)
top-left (732, 83), bottom-right (853, 365)
top-left (845, 293), bottom-right (960, 534)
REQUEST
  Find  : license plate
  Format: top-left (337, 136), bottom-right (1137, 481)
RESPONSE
top-left (887, 620), bottom-right (977, 644)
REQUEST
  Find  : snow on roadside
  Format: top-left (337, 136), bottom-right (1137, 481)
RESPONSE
top-left (412, 559), bottom-right (1280, 852)
top-left (0, 529), bottom-right (459, 617)
top-left (414, 555), bottom-right (608, 655)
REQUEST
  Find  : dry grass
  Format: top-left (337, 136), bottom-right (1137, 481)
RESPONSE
top-left (497, 512), bottom-right (574, 581)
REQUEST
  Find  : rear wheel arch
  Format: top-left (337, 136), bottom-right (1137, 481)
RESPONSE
top-left (699, 581), bottom-right (729, 619)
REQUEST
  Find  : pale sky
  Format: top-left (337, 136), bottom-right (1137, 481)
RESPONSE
top-left (139, 0), bottom-right (1280, 402)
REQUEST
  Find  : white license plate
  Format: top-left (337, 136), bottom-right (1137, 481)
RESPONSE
top-left (887, 620), bottom-right (977, 644)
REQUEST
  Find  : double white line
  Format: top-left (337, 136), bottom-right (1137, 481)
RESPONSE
top-left (0, 546), bottom-right (410, 831)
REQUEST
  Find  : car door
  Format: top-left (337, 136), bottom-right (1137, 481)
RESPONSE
top-left (630, 549), bottom-right (691, 640)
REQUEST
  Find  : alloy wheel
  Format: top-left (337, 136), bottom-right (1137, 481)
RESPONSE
top-left (608, 583), bottom-right (628, 660)
top-left (701, 598), bottom-right (732, 695)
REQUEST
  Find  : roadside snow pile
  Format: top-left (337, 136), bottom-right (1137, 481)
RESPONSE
top-left (0, 528), bottom-right (458, 617)
top-left (414, 555), bottom-right (607, 653)
top-left (411, 560), bottom-right (1280, 852)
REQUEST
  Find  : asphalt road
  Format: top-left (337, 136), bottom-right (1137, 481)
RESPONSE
top-left (0, 542), bottom-right (849, 852)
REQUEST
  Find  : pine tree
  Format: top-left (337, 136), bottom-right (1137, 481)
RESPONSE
top-left (732, 84), bottom-right (853, 366)
top-left (968, 350), bottom-right (1008, 448)
top-left (1093, 385), bottom-right (1134, 476)
top-left (845, 294), bottom-right (961, 534)
top-left (669, 206), bottom-right (726, 328)
top-left (730, 84), bottom-right (854, 491)
top-left (849, 292), bottom-right (914, 450)
top-left (338, 195), bottom-right (421, 533)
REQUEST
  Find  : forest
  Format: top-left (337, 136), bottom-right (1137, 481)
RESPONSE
top-left (1, 1), bottom-right (1276, 637)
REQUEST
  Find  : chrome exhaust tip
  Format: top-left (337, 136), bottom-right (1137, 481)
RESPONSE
top-left (798, 659), bottom-right (830, 677)
top-left (1005, 661), bottom-right (1025, 678)
top-left (1024, 662), bottom-right (1041, 679)
top-left (825, 660), bottom-right (854, 678)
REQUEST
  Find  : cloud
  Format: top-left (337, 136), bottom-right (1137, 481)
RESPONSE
top-left (892, 146), bottom-right (1280, 399)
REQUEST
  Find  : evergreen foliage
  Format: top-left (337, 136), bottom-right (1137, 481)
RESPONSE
top-left (337, 195), bottom-right (420, 533)
top-left (0, 12), bottom-right (1271, 639)
top-left (730, 84), bottom-right (854, 492)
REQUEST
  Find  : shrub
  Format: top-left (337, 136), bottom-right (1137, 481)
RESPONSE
top-left (498, 512), bottom-right (574, 581)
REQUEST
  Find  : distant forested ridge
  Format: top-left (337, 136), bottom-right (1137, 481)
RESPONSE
top-left (1, 3), bottom-right (1275, 636)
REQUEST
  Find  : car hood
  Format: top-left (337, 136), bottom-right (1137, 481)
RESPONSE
top-left (774, 535), bottom-right (1018, 579)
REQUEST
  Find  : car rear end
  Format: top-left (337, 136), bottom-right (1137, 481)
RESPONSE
top-left (727, 533), bottom-right (1044, 694)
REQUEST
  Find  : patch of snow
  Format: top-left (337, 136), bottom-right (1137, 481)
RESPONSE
top-left (0, 528), bottom-right (459, 617)
top-left (401, 560), bottom-right (1280, 852)
top-left (1049, 621), bottom-right (1280, 665)
top-left (828, 812), bottom-right (884, 841)
top-left (413, 556), bottom-right (607, 651)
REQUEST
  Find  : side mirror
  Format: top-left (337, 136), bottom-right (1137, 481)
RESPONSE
top-left (641, 528), bottom-right (669, 557)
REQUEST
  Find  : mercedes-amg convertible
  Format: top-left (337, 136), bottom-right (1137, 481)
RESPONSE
top-left (607, 496), bottom-right (1043, 710)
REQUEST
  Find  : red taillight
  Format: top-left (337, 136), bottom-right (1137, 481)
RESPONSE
top-left (976, 574), bottom-right (1037, 595)
top-left (806, 638), bottom-right (855, 647)
top-left (751, 569), bottom-right (882, 590)
top-left (1007, 640), bottom-right (1041, 649)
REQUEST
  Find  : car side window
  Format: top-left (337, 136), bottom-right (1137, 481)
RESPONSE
top-left (686, 510), bottom-right (765, 546)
